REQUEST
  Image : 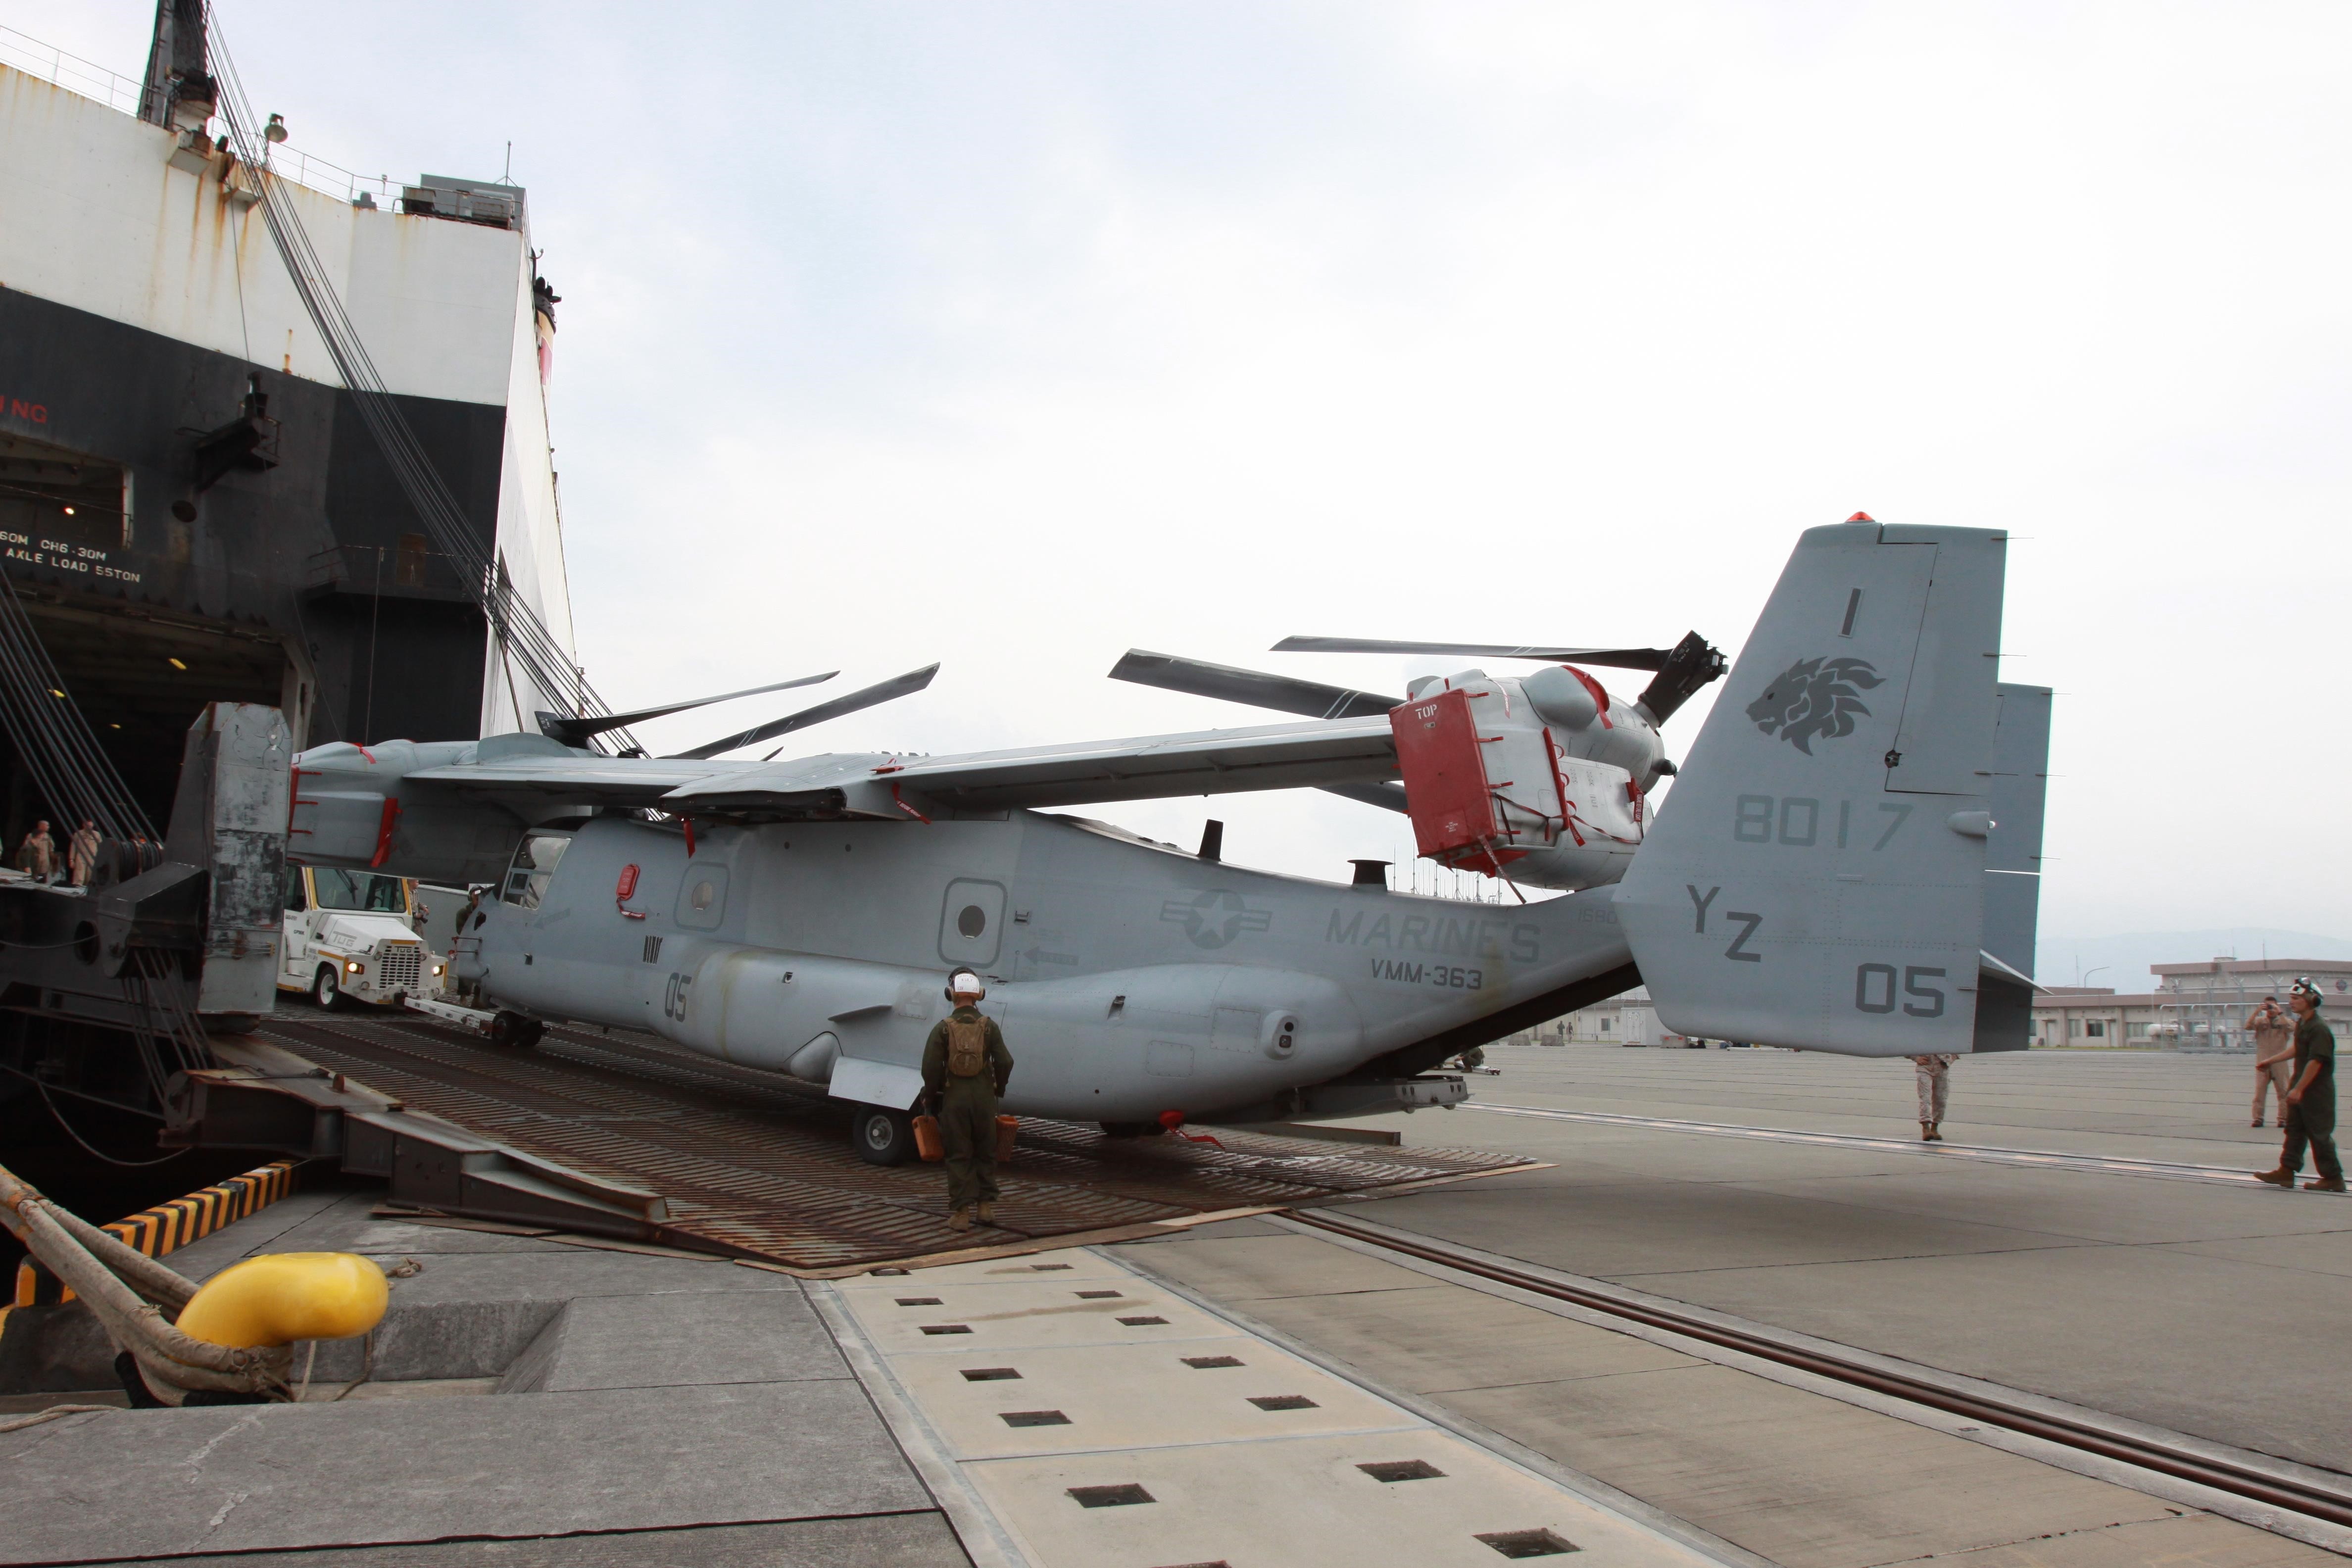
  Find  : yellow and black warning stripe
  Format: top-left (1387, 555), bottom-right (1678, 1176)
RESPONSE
top-left (11, 1159), bottom-right (303, 1309)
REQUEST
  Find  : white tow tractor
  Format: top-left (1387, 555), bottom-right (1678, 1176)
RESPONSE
top-left (279, 865), bottom-right (446, 1009)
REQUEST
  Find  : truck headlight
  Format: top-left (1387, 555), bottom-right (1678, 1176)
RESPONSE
top-left (431, 963), bottom-right (445, 976)
top-left (345, 960), bottom-right (363, 973)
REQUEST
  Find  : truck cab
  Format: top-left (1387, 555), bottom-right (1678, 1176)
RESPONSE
top-left (280, 865), bottom-right (445, 1009)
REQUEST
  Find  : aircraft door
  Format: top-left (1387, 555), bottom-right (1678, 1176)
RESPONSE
top-left (938, 879), bottom-right (1006, 969)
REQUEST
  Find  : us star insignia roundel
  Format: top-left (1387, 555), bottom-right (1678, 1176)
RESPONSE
top-left (1746, 656), bottom-right (1885, 754)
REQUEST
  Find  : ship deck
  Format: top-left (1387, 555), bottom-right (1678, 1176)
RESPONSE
top-left (233, 1010), bottom-right (1536, 1274)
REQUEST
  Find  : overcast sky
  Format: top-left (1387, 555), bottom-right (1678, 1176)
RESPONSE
top-left (44, 1), bottom-right (2352, 952)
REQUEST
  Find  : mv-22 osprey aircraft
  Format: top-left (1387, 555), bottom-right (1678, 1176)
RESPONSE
top-left (286, 518), bottom-right (2050, 1163)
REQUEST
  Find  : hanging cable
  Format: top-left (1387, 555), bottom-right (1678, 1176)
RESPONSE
top-left (36, 1082), bottom-right (191, 1169)
top-left (203, 13), bottom-right (639, 753)
top-left (0, 579), bottom-right (153, 842)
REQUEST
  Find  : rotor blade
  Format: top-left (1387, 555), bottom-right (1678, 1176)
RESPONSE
top-left (538, 670), bottom-right (837, 746)
top-left (1320, 781), bottom-right (1410, 814)
top-left (1271, 637), bottom-right (1676, 672)
top-left (1634, 631), bottom-right (1728, 725)
top-left (1111, 650), bottom-right (1399, 721)
top-left (668, 664), bottom-right (940, 760)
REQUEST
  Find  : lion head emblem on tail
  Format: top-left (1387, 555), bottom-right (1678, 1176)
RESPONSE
top-left (1746, 656), bottom-right (1885, 754)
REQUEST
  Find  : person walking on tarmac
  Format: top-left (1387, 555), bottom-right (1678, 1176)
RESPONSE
top-left (2257, 979), bottom-right (2342, 1192)
top-left (922, 968), bottom-right (1014, 1231)
top-left (2249, 997), bottom-right (2296, 1127)
top-left (1911, 1053), bottom-right (1956, 1142)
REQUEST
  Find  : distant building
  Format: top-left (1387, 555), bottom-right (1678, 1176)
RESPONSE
top-left (1503, 986), bottom-right (1682, 1048)
top-left (2030, 959), bottom-right (2352, 1048)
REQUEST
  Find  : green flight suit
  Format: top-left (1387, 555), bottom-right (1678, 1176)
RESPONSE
top-left (2281, 1011), bottom-right (2341, 1182)
top-left (922, 1006), bottom-right (1014, 1212)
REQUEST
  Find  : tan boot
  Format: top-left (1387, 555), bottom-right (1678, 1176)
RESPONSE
top-left (1920, 1122), bottom-right (1934, 1142)
top-left (2254, 1168), bottom-right (2295, 1188)
top-left (947, 1208), bottom-right (973, 1232)
top-left (976, 1201), bottom-right (996, 1225)
top-left (2304, 1175), bottom-right (2346, 1192)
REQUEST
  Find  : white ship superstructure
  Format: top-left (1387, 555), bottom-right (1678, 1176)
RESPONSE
top-left (0, 11), bottom-right (581, 815)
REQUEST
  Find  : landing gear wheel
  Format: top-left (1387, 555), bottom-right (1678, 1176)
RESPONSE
top-left (311, 966), bottom-right (344, 1011)
top-left (1099, 1121), bottom-right (1166, 1139)
top-left (491, 1011), bottom-right (544, 1049)
top-left (853, 1106), bottom-right (914, 1165)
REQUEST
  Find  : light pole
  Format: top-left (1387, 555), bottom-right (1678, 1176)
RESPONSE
top-left (2080, 967), bottom-right (2109, 1046)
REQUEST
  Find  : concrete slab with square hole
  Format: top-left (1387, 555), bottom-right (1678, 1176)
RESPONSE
top-left (830, 1248), bottom-right (1735, 1566)
top-left (836, 1274), bottom-right (1229, 1354)
top-left (873, 1335), bottom-right (1416, 1459)
top-left (972, 1429), bottom-right (1712, 1566)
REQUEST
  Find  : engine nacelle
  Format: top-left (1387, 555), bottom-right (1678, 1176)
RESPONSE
top-left (1389, 667), bottom-right (1660, 891)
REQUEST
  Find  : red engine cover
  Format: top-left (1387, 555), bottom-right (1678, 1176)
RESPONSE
top-left (1389, 688), bottom-right (1498, 860)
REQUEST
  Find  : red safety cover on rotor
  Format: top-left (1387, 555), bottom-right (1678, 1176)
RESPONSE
top-left (1389, 687), bottom-right (1498, 860)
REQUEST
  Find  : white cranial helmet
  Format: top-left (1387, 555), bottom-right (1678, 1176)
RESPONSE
top-left (945, 968), bottom-right (985, 1001)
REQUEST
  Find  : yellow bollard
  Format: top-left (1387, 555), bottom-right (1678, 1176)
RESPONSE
top-left (175, 1253), bottom-right (390, 1349)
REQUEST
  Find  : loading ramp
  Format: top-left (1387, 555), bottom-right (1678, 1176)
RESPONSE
top-left (174, 1011), bottom-right (1538, 1274)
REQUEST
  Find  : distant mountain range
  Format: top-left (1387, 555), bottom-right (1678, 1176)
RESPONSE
top-left (2035, 929), bottom-right (2352, 992)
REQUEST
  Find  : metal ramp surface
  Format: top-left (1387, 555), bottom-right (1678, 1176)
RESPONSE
top-left (229, 1013), bottom-right (1538, 1273)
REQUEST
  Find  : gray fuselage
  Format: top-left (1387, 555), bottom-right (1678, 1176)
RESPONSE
top-left (462, 810), bottom-right (1630, 1122)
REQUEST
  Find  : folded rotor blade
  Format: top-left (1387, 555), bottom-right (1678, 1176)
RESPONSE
top-left (1634, 631), bottom-right (1729, 725)
top-left (1320, 781), bottom-right (1410, 814)
top-left (1111, 650), bottom-right (1399, 721)
top-left (1272, 636), bottom-right (1676, 672)
top-left (668, 664), bottom-right (941, 760)
top-left (538, 670), bottom-right (837, 746)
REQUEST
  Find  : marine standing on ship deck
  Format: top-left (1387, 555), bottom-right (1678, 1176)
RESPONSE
top-left (2257, 979), bottom-right (2342, 1192)
top-left (922, 968), bottom-right (1014, 1231)
top-left (15, 820), bottom-right (55, 884)
top-left (65, 821), bottom-right (99, 888)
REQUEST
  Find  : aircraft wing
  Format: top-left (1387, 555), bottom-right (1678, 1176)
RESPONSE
top-left (402, 754), bottom-right (763, 809)
top-left (659, 716), bottom-right (1402, 816)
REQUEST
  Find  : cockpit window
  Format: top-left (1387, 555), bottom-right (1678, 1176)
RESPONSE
top-left (311, 869), bottom-right (410, 914)
top-left (502, 832), bottom-right (571, 911)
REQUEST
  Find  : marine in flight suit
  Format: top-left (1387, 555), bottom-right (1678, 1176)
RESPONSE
top-left (2257, 980), bottom-right (2341, 1192)
top-left (922, 968), bottom-right (1015, 1230)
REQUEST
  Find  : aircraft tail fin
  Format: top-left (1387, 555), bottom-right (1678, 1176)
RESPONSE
top-left (1616, 520), bottom-right (2024, 1055)
top-left (1971, 682), bottom-right (2052, 1050)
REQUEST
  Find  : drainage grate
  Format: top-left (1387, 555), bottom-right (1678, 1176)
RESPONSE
top-left (1476, 1528), bottom-right (1579, 1558)
top-left (961, 1368), bottom-right (1022, 1381)
top-left (1358, 1460), bottom-right (1447, 1483)
top-left (1075, 1289), bottom-right (1123, 1299)
top-left (1151, 1562), bottom-right (1234, 1568)
top-left (895, 1296), bottom-right (943, 1306)
top-left (920, 1324), bottom-right (974, 1335)
top-left (1069, 1483), bottom-right (1155, 1508)
top-left (1117, 1315), bottom-right (1169, 1326)
top-left (1248, 1394), bottom-right (1319, 1411)
top-left (1183, 1355), bottom-right (1244, 1369)
top-left (1030, 1262), bottom-right (1074, 1270)
top-left (1000, 1410), bottom-right (1072, 1427)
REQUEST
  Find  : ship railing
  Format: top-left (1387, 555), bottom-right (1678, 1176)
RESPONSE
top-left (0, 23), bottom-right (143, 115)
top-left (0, 23), bottom-right (400, 210)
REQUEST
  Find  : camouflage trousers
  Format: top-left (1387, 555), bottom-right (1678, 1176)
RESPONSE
top-left (1915, 1062), bottom-right (1950, 1124)
top-left (938, 1082), bottom-right (1002, 1211)
top-left (2282, 1093), bottom-right (2342, 1183)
